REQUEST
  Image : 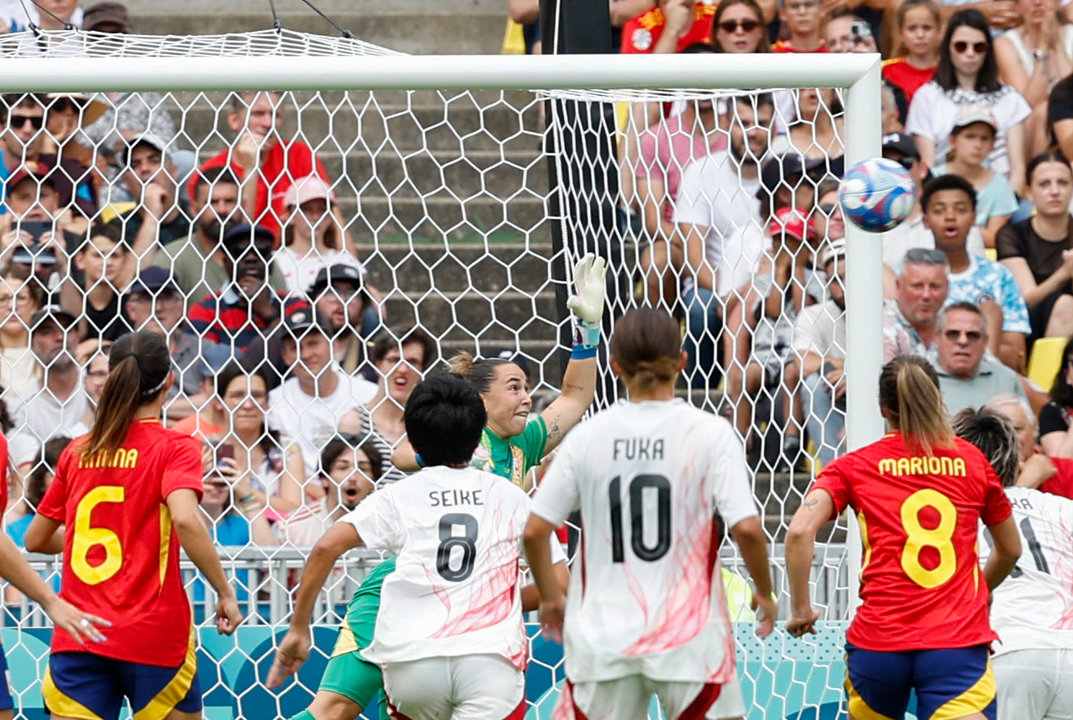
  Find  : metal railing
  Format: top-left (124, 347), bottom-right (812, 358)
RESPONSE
top-left (5, 543), bottom-right (853, 627)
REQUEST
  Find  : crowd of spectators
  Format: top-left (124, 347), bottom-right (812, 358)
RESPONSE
top-left (6, 0), bottom-right (1073, 561)
top-left (603, 0), bottom-right (1073, 479)
top-left (0, 1), bottom-right (429, 561)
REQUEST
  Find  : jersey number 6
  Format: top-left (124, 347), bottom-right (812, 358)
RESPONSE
top-left (71, 485), bottom-right (126, 585)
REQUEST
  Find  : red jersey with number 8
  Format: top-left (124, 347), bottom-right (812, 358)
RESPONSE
top-left (812, 433), bottom-right (1011, 652)
top-left (37, 419), bottom-right (203, 666)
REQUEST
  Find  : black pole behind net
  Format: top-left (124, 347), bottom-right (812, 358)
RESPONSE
top-left (540, 0), bottom-right (626, 407)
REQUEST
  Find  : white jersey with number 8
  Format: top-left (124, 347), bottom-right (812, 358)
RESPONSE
top-left (343, 465), bottom-right (561, 668)
top-left (530, 398), bottom-right (759, 685)
top-left (980, 486), bottom-right (1073, 656)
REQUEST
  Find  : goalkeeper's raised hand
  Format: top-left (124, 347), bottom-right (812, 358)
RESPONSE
top-left (567, 253), bottom-right (607, 328)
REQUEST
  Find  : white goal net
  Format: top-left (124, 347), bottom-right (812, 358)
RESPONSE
top-left (0, 29), bottom-right (883, 719)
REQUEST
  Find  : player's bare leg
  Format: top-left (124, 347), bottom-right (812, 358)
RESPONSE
top-left (306, 690), bottom-right (364, 720)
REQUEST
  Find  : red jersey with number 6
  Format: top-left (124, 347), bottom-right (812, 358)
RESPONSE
top-left (36, 419), bottom-right (203, 666)
top-left (812, 432), bottom-right (1011, 652)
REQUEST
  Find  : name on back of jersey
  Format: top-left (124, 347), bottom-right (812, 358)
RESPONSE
top-left (428, 488), bottom-right (485, 508)
top-left (1008, 494), bottom-right (1035, 511)
top-left (613, 437), bottom-right (666, 461)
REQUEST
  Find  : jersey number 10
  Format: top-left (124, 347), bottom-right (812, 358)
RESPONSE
top-left (609, 474), bottom-right (672, 563)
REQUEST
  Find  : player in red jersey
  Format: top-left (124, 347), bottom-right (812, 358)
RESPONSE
top-left (0, 433), bottom-right (111, 720)
top-left (785, 355), bottom-right (1021, 720)
top-left (25, 331), bottom-right (243, 720)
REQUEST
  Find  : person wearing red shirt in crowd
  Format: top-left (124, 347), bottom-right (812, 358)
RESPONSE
top-left (882, 0), bottom-right (942, 120)
top-left (986, 392), bottom-right (1073, 500)
top-left (25, 331), bottom-right (242, 720)
top-left (187, 91), bottom-right (329, 240)
top-left (785, 355), bottom-right (1021, 720)
top-left (771, 0), bottom-right (826, 53)
top-left (0, 430), bottom-right (110, 720)
top-left (620, 0), bottom-right (717, 54)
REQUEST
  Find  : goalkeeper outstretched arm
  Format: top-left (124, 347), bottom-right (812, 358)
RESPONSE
top-left (540, 253), bottom-right (606, 451)
top-left (393, 254), bottom-right (607, 470)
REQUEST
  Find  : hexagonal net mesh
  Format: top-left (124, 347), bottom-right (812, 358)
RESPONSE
top-left (0, 30), bottom-right (860, 719)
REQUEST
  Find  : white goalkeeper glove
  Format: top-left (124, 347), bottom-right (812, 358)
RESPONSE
top-left (567, 253), bottom-right (607, 325)
top-left (567, 253), bottom-right (607, 350)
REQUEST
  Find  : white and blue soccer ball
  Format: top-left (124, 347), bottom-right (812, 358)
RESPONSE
top-left (838, 158), bottom-right (916, 232)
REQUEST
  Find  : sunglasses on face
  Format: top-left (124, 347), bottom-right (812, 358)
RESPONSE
top-left (943, 329), bottom-right (984, 342)
top-left (719, 19), bottom-right (761, 32)
top-left (893, 156), bottom-right (916, 171)
top-left (952, 40), bottom-right (988, 55)
top-left (9, 114), bottom-right (43, 131)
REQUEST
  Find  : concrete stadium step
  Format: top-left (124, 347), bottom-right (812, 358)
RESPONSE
top-left (177, 99), bottom-right (544, 155)
top-left (357, 241), bottom-right (558, 294)
top-left (122, 0), bottom-right (512, 55)
top-left (318, 150), bottom-right (548, 203)
top-left (127, 14), bottom-right (510, 55)
top-left (343, 196), bottom-right (549, 242)
top-left (378, 288), bottom-right (558, 340)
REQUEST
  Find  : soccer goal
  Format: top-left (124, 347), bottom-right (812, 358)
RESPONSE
top-left (0, 29), bottom-right (883, 719)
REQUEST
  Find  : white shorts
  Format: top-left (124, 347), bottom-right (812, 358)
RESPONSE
top-left (557, 671), bottom-right (745, 720)
top-left (381, 654), bottom-right (525, 720)
top-left (993, 648), bottom-right (1073, 720)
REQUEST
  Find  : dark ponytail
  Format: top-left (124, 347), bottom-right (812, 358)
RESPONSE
top-left (79, 331), bottom-right (170, 457)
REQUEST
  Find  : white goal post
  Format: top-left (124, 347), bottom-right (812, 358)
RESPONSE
top-left (0, 42), bottom-right (884, 719)
top-left (0, 48), bottom-right (884, 443)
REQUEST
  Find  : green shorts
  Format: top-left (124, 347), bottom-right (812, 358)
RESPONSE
top-left (316, 559), bottom-right (394, 713)
top-left (318, 634), bottom-right (382, 708)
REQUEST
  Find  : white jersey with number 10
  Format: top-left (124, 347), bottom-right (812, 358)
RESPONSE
top-left (530, 398), bottom-right (759, 685)
top-left (342, 465), bottom-right (562, 669)
top-left (980, 486), bottom-right (1073, 656)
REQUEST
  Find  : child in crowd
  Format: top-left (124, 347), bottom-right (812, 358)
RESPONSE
top-left (906, 9), bottom-right (1031, 195)
top-left (932, 106), bottom-right (1019, 249)
top-left (882, 0), bottom-right (942, 122)
top-left (772, 0), bottom-right (826, 53)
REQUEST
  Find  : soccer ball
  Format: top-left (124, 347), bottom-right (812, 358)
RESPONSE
top-left (838, 158), bottom-right (916, 232)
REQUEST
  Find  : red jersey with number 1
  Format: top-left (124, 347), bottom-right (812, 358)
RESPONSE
top-left (36, 419), bottom-right (203, 666)
top-left (812, 433), bottom-right (1011, 652)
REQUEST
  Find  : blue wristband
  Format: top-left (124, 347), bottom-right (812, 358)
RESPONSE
top-left (577, 319), bottom-right (601, 349)
top-left (571, 344), bottom-right (597, 360)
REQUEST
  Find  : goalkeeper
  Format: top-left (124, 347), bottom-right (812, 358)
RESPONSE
top-left (264, 255), bottom-right (604, 720)
top-left (393, 253), bottom-right (608, 488)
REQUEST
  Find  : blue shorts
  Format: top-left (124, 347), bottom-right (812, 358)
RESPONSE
top-left (845, 643), bottom-right (996, 720)
top-left (0, 645), bottom-right (12, 711)
top-left (43, 643), bottom-right (201, 720)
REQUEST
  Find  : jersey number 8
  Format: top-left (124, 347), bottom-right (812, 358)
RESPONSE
top-left (436, 513), bottom-right (478, 582)
top-left (899, 488), bottom-right (957, 589)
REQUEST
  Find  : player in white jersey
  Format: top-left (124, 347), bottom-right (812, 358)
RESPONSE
top-left (523, 308), bottom-right (776, 720)
top-left (268, 373), bottom-right (568, 720)
top-left (953, 407), bottom-right (1073, 720)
